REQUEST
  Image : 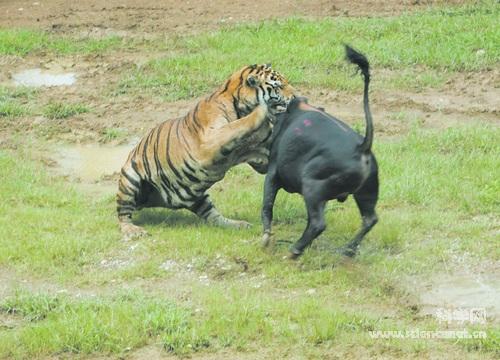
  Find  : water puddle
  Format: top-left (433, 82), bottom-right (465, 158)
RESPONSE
top-left (418, 271), bottom-right (500, 321)
top-left (52, 140), bottom-right (138, 196)
top-left (13, 68), bottom-right (76, 87)
top-left (55, 142), bottom-right (137, 182)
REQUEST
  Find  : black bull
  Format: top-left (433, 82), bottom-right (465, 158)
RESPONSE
top-left (261, 45), bottom-right (379, 259)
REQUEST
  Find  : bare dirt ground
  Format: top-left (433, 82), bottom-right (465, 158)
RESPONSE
top-left (1, 0), bottom-right (469, 35)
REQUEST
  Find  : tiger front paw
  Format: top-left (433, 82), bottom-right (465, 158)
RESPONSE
top-left (120, 222), bottom-right (148, 241)
top-left (222, 218), bottom-right (252, 229)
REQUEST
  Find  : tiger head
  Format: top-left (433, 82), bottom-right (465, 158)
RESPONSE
top-left (229, 64), bottom-right (295, 118)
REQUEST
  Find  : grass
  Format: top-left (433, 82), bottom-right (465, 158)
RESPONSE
top-left (116, 124), bottom-right (498, 295)
top-left (0, 1), bottom-right (498, 358)
top-left (0, 101), bottom-right (27, 118)
top-left (0, 87), bottom-right (36, 118)
top-left (0, 287), bottom-right (385, 358)
top-left (100, 127), bottom-right (128, 143)
top-left (0, 150), bottom-right (116, 278)
top-left (0, 88), bottom-right (89, 121)
top-left (118, 2), bottom-right (499, 100)
top-left (0, 290), bottom-right (194, 358)
top-left (0, 29), bottom-right (123, 56)
top-left (0, 123), bottom-right (498, 358)
top-left (42, 102), bottom-right (90, 119)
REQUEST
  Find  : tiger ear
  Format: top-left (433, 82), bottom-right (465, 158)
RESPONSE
top-left (246, 75), bottom-right (259, 88)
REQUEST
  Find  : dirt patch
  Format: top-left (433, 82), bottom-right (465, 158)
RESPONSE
top-left (0, 0), bottom-right (469, 37)
top-left (302, 71), bottom-right (500, 138)
top-left (126, 337), bottom-right (491, 360)
top-left (127, 344), bottom-right (353, 360)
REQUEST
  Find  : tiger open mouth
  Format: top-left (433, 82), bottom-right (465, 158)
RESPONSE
top-left (274, 104), bottom-right (287, 113)
top-left (268, 98), bottom-right (289, 114)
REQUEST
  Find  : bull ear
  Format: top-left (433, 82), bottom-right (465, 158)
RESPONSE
top-left (246, 75), bottom-right (259, 88)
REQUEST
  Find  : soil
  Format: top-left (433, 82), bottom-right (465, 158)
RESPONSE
top-left (1, 0), bottom-right (468, 36)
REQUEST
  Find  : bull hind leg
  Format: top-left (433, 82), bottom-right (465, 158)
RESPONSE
top-left (189, 194), bottom-right (250, 229)
top-left (289, 196), bottom-right (327, 259)
top-left (342, 169), bottom-right (379, 257)
top-left (117, 167), bottom-right (151, 240)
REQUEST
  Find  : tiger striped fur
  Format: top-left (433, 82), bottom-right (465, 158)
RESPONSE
top-left (117, 64), bottom-right (295, 239)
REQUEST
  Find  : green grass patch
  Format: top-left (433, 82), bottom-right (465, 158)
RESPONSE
top-left (120, 2), bottom-right (499, 100)
top-left (100, 127), bottom-right (128, 143)
top-left (0, 86), bottom-right (36, 118)
top-left (0, 101), bottom-right (27, 117)
top-left (0, 150), bottom-right (117, 279)
top-left (1, 291), bottom-right (60, 322)
top-left (42, 102), bottom-right (90, 119)
top-left (1, 123), bottom-right (498, 279)
top-left (0, 29), bottom-right (123, 56)
top-left (121, 124), bottom-right (498, 277)
top-left (0, 287), bottom-right (384, 358)
top-left (1, 124), bottom-right (498, 358)
top-left (379, 124), bottom-right (499, 213)
top-left (0, 291), bottom-right (193, 358)
top-left (192, 285), bottom-right (378, 349)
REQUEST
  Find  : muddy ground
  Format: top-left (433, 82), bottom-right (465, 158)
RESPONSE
top-left (0, 0), bottom-right (469, 35)
top-left (0, 0), bottom-right (499, 358)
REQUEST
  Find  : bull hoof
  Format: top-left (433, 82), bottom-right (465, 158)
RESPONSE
top-left (262, 232), bottom-right (271, 247)
top-left (339, 246), bottom-right (357, 258)
top-left (288, 246), bottom-right (302, 260)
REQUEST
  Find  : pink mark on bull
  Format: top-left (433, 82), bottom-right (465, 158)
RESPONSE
top-left (294, 127), bottom-right (303, 135)
top-left (303, 119), bottom-right (312, 127)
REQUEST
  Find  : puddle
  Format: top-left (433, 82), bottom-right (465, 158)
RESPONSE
top-left (13, 68), bottom-right (76, 87)
top-left (52, 140), bottom-right (139, 196)
top-left (55, 142), bottom-right (137, 183)
top-left (418, 271), bottom-right (500, 322)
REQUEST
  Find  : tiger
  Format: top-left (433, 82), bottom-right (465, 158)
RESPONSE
top-left (117, 64), bottom-right (295, 239)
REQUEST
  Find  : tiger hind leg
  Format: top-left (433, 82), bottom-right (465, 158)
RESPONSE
top-left (189, 194), bottom-right (251, 229)
top-left (117, 168), bottom-right (149, 240)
